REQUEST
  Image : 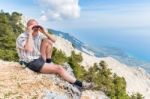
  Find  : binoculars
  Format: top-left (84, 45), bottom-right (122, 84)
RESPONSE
top-left (32, 25), bottom-right (42, 30)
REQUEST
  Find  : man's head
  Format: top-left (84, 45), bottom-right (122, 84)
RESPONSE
top-left (27, 19), bottom-right (38, 28)
top-left (27, 19), bottom-right (40, 36)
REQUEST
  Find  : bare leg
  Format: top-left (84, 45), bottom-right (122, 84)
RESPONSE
top-left (40, 39), bottom-right (53, 61)
top-left (47, 40), bottom-right (53, 59)
top-left (40, 63), bottom-right (76, 83)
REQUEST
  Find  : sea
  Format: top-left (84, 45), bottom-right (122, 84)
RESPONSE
top-left (69, 28), bottom-right (150, 73)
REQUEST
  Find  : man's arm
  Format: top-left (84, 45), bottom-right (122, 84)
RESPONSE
top-left (24, 33), bottom-right (34, 52)
top-left (44, 31), bottom-right (56, 43)
top-left (39, 27), bottom-right (56, 43)
top-left (24, 25), bottom-right (34, 52)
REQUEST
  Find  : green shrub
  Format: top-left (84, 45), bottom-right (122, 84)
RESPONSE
top-left (51, 47), bottom-right (68, 65)
top-left (0, 10), bottom-right (23, 62)
top-left (0, 49), bottom-right (19, 61)
top-left (130, 93), bottom-right (144, 99)
top-left (68, 51), bottom-right (87, 80)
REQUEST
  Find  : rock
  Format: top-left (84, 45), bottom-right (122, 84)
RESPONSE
top-left (44, 90), bottom-right (68, 99)
top-left (81, 90), bottom-right (109, 99)
top-left (44, 63), bottom-right (82, 99)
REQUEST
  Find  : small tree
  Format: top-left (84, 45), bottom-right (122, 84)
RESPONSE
top-left (68, 51), bottom-right (86, 80)
top-left (130, 93), bottom-right (144, 99)
top-left (51, 47), bottom-right (68, 65)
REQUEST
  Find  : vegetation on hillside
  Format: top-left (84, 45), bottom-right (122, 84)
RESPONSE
top-left (0, 10), bottom-right (23, 61)
top-left (51, 47), bottom-right (68, 65)
top-left (51, 48), bottom-right (144, 99)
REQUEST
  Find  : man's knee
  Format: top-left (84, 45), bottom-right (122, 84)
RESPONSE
top-left (42, 39), bottom-right (53, 48)
top-left (41, 39), bottom-right (48, 47)
top-left (56, 66), bottom-right (65, 74)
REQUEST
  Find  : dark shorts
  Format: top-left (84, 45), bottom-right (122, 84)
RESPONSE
top-left (26, 57), bottom-right (45, 72)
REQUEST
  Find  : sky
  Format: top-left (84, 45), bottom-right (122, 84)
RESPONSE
top-left (0, 0), bottom-right (150, 62)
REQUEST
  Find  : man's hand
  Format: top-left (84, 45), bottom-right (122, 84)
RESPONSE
top-left (39, 26), bottom-right (48, 34)
top-left (38, 26), bottom-right (56, 43)
top-left (27, 25), bottom-right (34, 35)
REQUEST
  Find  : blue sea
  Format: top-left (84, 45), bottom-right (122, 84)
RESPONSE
top-left (69, 28), bottom-right (150, 73)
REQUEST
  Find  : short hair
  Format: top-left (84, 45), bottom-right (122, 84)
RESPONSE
top-left (27, 19), bottom-right (38, 26)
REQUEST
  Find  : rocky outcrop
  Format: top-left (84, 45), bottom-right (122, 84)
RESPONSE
top-left (0, 60), bottom-right (109, 99)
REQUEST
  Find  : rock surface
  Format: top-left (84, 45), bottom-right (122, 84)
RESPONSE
top-left (0, 60), bottom-right (108, 99)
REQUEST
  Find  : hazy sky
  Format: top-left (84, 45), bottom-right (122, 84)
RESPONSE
top-left (0, 0), bottom-right (150, 62)
top-left (1, 0), bottom-right (150, 29)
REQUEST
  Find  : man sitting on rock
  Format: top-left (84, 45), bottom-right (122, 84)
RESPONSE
top-left (16, 19), bottom-right (92, 90)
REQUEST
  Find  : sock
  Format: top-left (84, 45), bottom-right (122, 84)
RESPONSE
top-left (73, 80), bottom-right (82, 87)
top-left (46, 58), bottom-right (52, 63)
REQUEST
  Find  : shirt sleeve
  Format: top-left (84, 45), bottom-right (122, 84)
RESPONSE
top-left (16, 35), bottom-right (27, 49)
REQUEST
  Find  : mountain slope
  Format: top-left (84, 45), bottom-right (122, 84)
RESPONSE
top-left (49, 29), bottom-right (150, 73)
top-left (51, 31), bottom-right (150, 99)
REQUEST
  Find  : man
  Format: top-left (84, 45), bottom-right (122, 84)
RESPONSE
top-left (16, 19), bottom-right (92, 89)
